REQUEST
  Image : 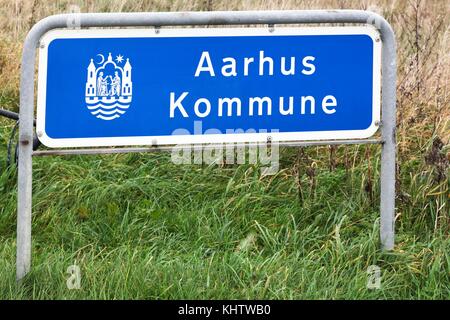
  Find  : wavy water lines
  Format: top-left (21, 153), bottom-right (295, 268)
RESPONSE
top-left (86, 99), bottom-right (130, 121)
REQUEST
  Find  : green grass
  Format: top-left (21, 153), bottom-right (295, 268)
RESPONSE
top-left (0, 122), bottom-right (448, 299)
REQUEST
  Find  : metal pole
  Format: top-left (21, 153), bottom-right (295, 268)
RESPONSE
top-left (0, 108), bottom-right (20, 121)
top-left (17, 9), bottom-right (396, 280)
top-left (16, 30), bottom-right (38, 281)
top-left (32, 139), bottom-right (382, 157)
top-left (379, 19), bottom-right (397, 250)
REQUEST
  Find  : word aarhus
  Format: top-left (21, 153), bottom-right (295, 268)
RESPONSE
top-left (169, 93), bottom-right (338, 118)
top-left (194, 51), bottom-right (316, 77)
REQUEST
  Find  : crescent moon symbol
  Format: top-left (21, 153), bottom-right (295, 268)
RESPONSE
top-left (96, 54), bottom-right (105, 64)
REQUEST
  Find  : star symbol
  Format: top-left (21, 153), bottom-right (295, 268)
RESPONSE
top-left (115, 54), bottom-right (124, 64)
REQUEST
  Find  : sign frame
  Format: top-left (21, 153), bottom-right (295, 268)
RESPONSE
top-left (17, 10), bottom-right (396, 281)
top-left (36, 26), bottom-right (382, 148)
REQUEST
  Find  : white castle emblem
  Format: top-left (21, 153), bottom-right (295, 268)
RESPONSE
top-left (85, 52), bottom-right (132, 120)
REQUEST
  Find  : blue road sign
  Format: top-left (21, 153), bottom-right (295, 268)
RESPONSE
top-left (36, 27), bottom-right (381, 147)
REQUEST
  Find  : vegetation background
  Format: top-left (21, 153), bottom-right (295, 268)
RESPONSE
top-left (0, 0), bottom-right (448, 299)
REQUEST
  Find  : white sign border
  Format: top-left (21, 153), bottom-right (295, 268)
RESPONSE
top-left (37, 26), bottom-right (381, 148)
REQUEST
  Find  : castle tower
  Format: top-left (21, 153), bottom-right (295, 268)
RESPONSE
top-left (122, 58), bottom-right (132, 96)
top-left (85, 59), bottom-right (96, 97)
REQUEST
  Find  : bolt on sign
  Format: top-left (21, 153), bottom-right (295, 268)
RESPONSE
top-left (36, 27), bottom-right (381, 147)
